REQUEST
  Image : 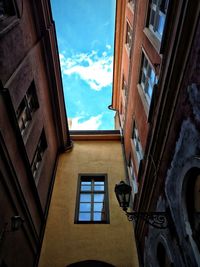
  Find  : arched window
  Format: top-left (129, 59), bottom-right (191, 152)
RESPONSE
top-left (185, 168), bottom-right (200, 252)
top-left (157, 242), bottom-right (173, 267)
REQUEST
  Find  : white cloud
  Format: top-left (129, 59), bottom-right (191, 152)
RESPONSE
top-left (59, 50), bottom-right (113, 91)
top-left (106, 44), bottom-right (111, 50)
top-left (70, 114), bottom-right (102, 130)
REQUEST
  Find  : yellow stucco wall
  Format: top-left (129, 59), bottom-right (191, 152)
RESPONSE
top-left (39, 140), bottom-right (139, 267)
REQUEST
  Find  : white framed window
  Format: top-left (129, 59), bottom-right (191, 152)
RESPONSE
top-left (140, 53), bottom-right (157, 105)
top-left (148, 0), bottom-right (169, 41)
top-left (132, 122), bottom-right (143, 163)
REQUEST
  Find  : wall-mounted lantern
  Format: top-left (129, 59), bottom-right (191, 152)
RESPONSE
top-left (115, 181), bottom-right (169, 229)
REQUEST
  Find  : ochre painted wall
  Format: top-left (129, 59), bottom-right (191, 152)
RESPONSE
top-left (39, 140), bottom-right (139, 267)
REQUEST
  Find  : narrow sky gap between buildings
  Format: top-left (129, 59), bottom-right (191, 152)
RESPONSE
top-left (50, 0), bottom-right (116, 130)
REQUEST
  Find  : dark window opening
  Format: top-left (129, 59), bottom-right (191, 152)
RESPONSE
top-left (75, 174), bottom-right (109, 224)
top-left (0, 0), bottom-right (16, 20)
top-left (0, 0), bottom-right (19, 35)
top-left (157, 243), bottom-right (173, 267)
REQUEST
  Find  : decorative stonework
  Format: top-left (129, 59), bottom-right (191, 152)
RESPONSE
top-left (144, 197), bottom-right (184, 267)
top-left (188, 83), bottom-right (200, 122)
top-left (165, 119), bottom-right (200, 266)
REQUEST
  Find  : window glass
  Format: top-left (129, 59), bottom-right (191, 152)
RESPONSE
top-left (81, 185), bottom-right (91, 191)
top-left (93, 213), bottom-right (102, 221)
top-left (94, 194), bottom-right (104, 202)
top-left (80, 194), bottom-right (91, 202)
top-left (79, 203), bottom-right (91, 212)
top-left (94, 185), bottom-right (104, 191)
top-left (79, 213), bottom-right (91, 221)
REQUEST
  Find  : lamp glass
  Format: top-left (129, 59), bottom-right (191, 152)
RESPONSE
top-left (115, 181), bottom-right (132, 210)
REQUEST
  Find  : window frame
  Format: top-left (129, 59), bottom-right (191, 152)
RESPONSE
top-left (75, 174), bottom-right (110, 224)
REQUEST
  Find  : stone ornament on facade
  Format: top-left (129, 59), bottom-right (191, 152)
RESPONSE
top-left (165, 119), bottom-right (200, 266)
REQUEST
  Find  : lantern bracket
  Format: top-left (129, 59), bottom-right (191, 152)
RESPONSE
top-left (125, 210), bottom-right (169, 229)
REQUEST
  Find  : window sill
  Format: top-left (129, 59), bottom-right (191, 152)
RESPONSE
top-left (137, 84), bottom-right (149, 118)
top-left (143, 27), bottom-right (161, 54)
top-left (74, 221), bottom-right (109, 224)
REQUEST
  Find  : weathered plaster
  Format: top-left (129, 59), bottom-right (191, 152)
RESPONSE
top-left (39, 140), bottom-right (139, 267)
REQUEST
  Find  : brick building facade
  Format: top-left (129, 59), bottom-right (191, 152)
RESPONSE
top-left (0, 1), bottom-right (71, 266)
top-left (111, 0), bottom-right (200, 266)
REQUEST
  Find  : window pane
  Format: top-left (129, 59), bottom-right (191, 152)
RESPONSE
top-left (147, 82), bottom-right (153, 99)
top-left (79, 213), bottom-right (91, 221)
top-left (149, 68), bottom-right (155, 84)
top-left (141, 72), bottom-right (146, 84)
top-left (80, 194), bottom-right (91, 202)
top-left (81, 181), bottom-right (91, 185)
top-left (94, 203), bottom-right (104, 212)
top-left (94, 181), bottom-right (104, 185)
top-left (94, 185), bottom-right (104, 191)
top-left (94, 194), bottom-right (104, 202)
top-left (157, 14), bottom-right (165, 36)
top-left (80, 203), bottom-right (91, 212)
top-left (93, 212), bottom-right (103, 221)
top-left (150, 10), bottom-right (155, 26)
top-left (81, 185), bottom-right (91, 191)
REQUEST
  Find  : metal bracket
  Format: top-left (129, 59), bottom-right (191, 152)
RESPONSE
top-left (126, 211), bottom-right (169, 229)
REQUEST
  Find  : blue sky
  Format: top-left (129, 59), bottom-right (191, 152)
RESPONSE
top-left (51, 0), bottom-right (116, 130)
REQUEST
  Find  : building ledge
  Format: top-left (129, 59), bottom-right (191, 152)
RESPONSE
top-left (70, 130), bottom-right (121, 141)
